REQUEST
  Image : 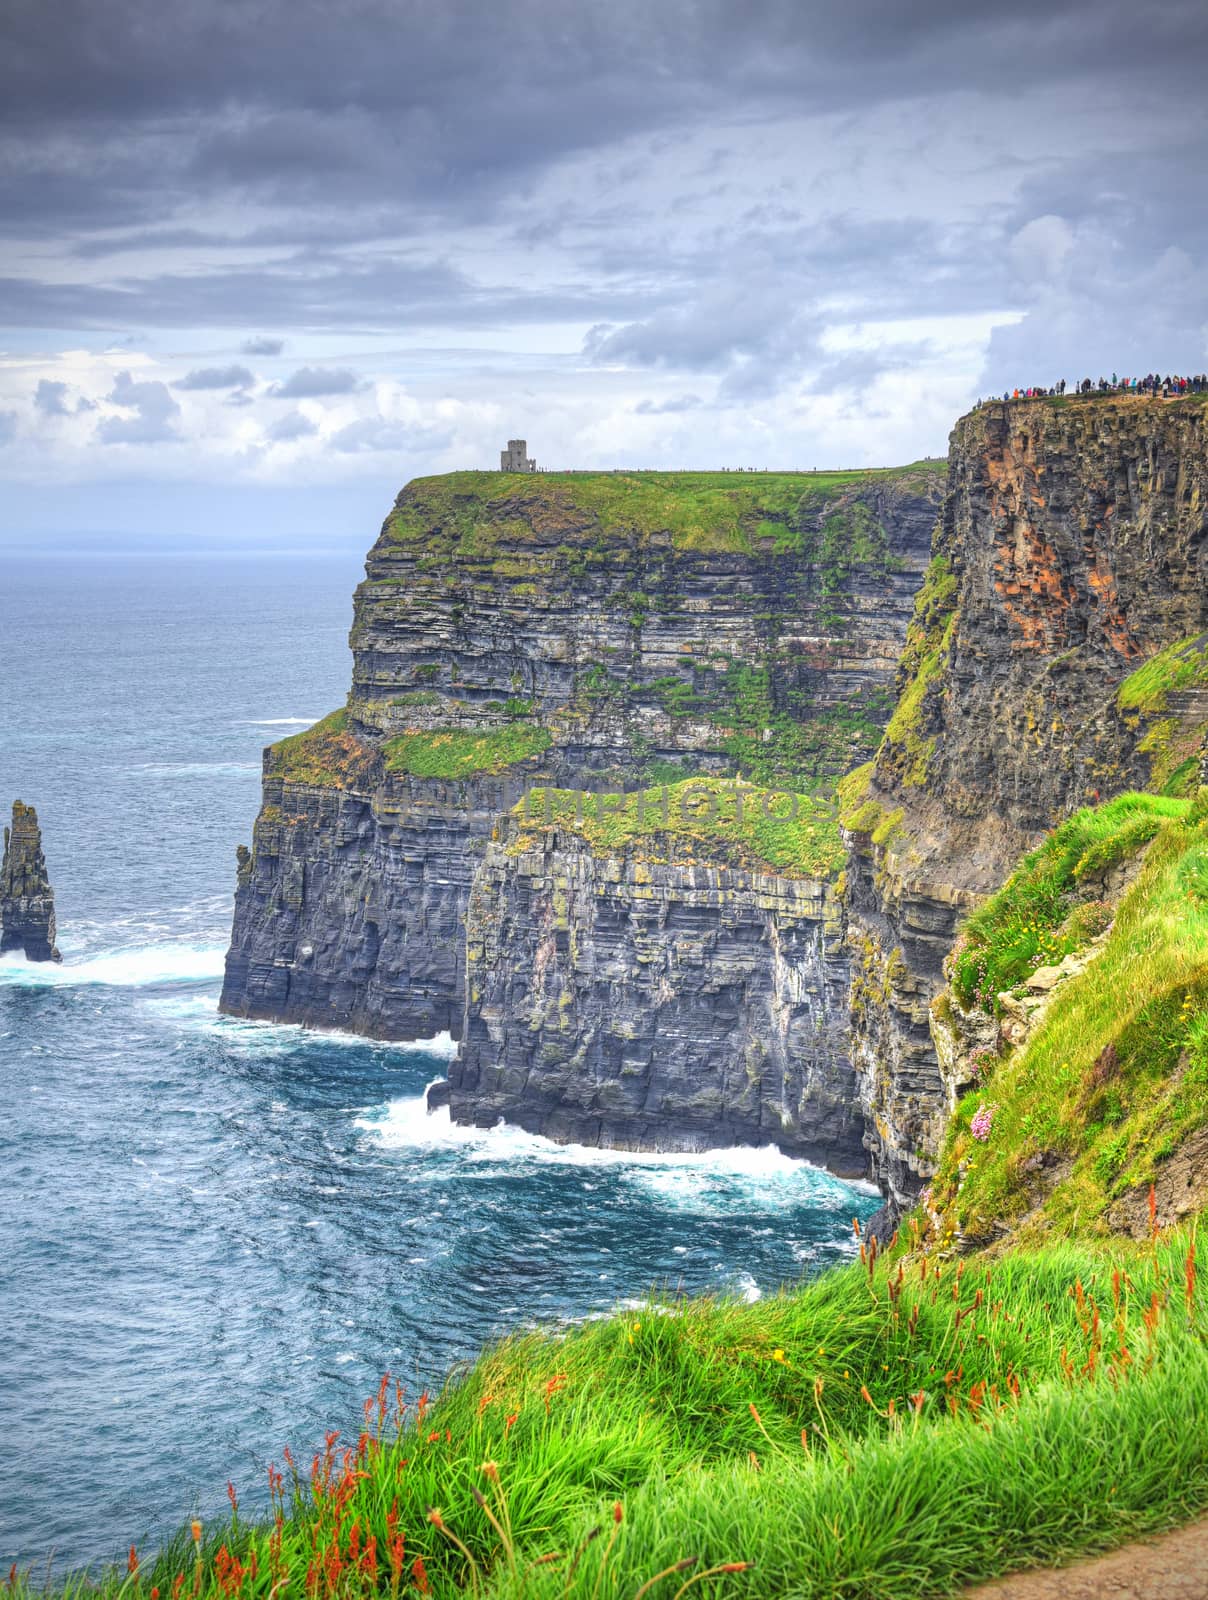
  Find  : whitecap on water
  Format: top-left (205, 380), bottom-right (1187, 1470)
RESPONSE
top-left (193, 1015), bottom-right (458, 1057)
top-left (357, 1093), bottom-right (878, 1216)
top-left (0, 944), bottom-right (227, 988)
top-left (127, 763), bottom-right (261, 778)
top-left (233, 717), bottom-right (322, 727)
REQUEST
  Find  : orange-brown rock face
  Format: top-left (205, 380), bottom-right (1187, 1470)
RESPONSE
top-left (845, 395), bottom-right (1208, 1220)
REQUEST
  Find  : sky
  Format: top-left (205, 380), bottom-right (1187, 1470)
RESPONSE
top-left (2, 0), bottom-right (1207, 548)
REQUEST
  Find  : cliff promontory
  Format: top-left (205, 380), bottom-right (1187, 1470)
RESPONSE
top-left (221, 465), bottom-right (942, 1160)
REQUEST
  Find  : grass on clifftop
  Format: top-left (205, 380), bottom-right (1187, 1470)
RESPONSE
top-left (933, 791), bottom-right (1208, 1240)
top-left (512, 777), bottom-right (845, 879)
top-left (23, 1230), bottom-right (1208, 1600)
top-left (385, 464), bottom-right (943, 557)
top-left (384, 724), bottom-right (552, 780)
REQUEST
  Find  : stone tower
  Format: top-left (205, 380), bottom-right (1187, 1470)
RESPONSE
top-left (500, 439), bottom-right (537, 472)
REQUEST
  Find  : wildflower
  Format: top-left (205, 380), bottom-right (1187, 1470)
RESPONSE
top-left (771, 1348), bottom-right (785, 1363)
top-left (190, 1523), bottom-right (202, 1548)
top-left (128, 1546), bottom-right (139, 1576)
top-left (970, 1103), bottom-right (995, 1142)
top-left (481, 1459), bottom-right (500, 1482)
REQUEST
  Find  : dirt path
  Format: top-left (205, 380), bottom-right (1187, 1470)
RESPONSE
top-left (964, 1516), bottom-right (1208, 1598)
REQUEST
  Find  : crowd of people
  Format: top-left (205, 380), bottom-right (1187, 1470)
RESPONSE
top-left (987, 373), bottom-right (1208, 404)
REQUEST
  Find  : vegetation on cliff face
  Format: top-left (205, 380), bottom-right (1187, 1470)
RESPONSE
top-left (930, 792), bottom-right (1208, 1243)
top-left (25, 1230), bottom-right (1208, 1599)
top-left (949, 792), bottom-right (1187, 1013)
top-left (1117, 634), bottom-right (1208, 714)
top-left (512, 777), bottom-right (845, 879)
top-left (1116, 632), bottom-right (1208, 795)
top-left (384, 465), bottom-right (944, 559)
top-left (877, 555), bottom-right (958, 789)
top-left (268, 710), bottom-right (378, 789)
top-left (384, 724), bottom-right (551, 779)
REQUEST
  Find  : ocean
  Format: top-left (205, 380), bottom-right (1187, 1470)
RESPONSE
top-left (0, 552), bottom-right (876, 1570)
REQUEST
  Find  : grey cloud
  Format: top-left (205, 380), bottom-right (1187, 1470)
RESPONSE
top-left (979, 144), bottom-right (1208, 390)
top-left (267, 410), bottom-right (318, 441)
top-left (35, 378), bottom-right (71, 415)
top-left (633, 394), bottom-right (703, 414)
top-left (329, 417), bottom-right (450, 454)
top-left (96, 370), bottom-right (180, 444)
top-left (269, 366), bottom-right (362, 398)
top-left (174, 364), bottom-right (255, 390)
top-left (242, 336), bottom-right (284, 356)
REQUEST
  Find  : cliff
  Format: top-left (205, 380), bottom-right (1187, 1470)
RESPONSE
top-left (450, 779), bottom-right (864, 1168)
top-left (1, 800), bottom-right (60, 963)
top-left (923, 789), bottom-right (1208, 1246)
top-left (222, 466), bottom-right (943, 1059)
top-left (842, 395), bottom-right (1208, 1218)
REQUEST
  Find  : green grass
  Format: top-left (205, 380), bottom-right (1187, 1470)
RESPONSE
top-left (878, 556), bottom-right (958, 788)
top-left (513, 777), bottom-right (845, 879)
top-left (1117, 634), bottom-right (1208, 715)
top-left (950, 792), bottom-right (1189, 1013)
top-left (384, 724), bottom-right (552, 780)
top-left (385, 465), bottom-right (944, 559)
top-left (25, 1230), bottom-right (1208, 1600)
top-left (933, 792), bottom-right (1208, 1239)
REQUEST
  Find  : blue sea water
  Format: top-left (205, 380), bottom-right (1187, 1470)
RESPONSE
top-left (0, 552), bottom-right (877, 1571)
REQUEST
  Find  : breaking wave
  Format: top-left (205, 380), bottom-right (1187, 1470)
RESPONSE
top-left (0, 943), bottom-right (227, 988)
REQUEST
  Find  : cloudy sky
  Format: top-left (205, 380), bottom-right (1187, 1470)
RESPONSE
top-left (3, 0), bottom-right (1207, 546)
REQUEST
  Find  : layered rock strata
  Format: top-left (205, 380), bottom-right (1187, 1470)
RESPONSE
top-left (450, 806), bottom-right (863, 1168)
top-left (222, 467), bottom-right (941, 1107)
top-left (1, 800), bottom-right (61, 962)
top-left (843, 396), bottom-right (1208, 1218)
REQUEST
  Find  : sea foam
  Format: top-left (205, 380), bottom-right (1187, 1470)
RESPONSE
top-left (356, 1092), bottom-right (875, 1213)
top-left (0, 943), bottom-right (227, 988)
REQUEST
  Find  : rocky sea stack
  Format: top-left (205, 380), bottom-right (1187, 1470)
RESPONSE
top-left (1, 800), bottom-right (61, 963)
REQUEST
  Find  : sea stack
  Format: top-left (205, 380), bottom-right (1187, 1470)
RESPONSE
top-left (1, 800), bottom-right (61, 962)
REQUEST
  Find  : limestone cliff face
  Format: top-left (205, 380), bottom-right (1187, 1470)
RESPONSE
top-left (452, 817), bottom-right (863, 1170)
top-left (222, 467), bottom-right (941, 1091)
top-left (346, 470), bottom-right (940, 782)
top-left (1, 800), bottom-right (60, 963)
top-left (844, 396), bottom-right (1208, 1217)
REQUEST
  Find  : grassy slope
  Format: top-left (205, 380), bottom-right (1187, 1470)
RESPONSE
top-left (384, 724), bottom-right (551, 780)
top-left (932, 792), bottom-right (1208, 1241)
top-left (512, 778), bottom-right (845, 879)
top-left (386, 465), bottom-right (944, 558)
top-left (35, 1232), bottom-right (1208, 1600)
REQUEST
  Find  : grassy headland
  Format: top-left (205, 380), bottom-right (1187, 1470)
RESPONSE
top-left (385, 465), bottom-right (944, 559)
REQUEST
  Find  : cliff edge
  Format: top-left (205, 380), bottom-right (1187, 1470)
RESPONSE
top-left (842, 394), bottom-right (1208, 1217)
